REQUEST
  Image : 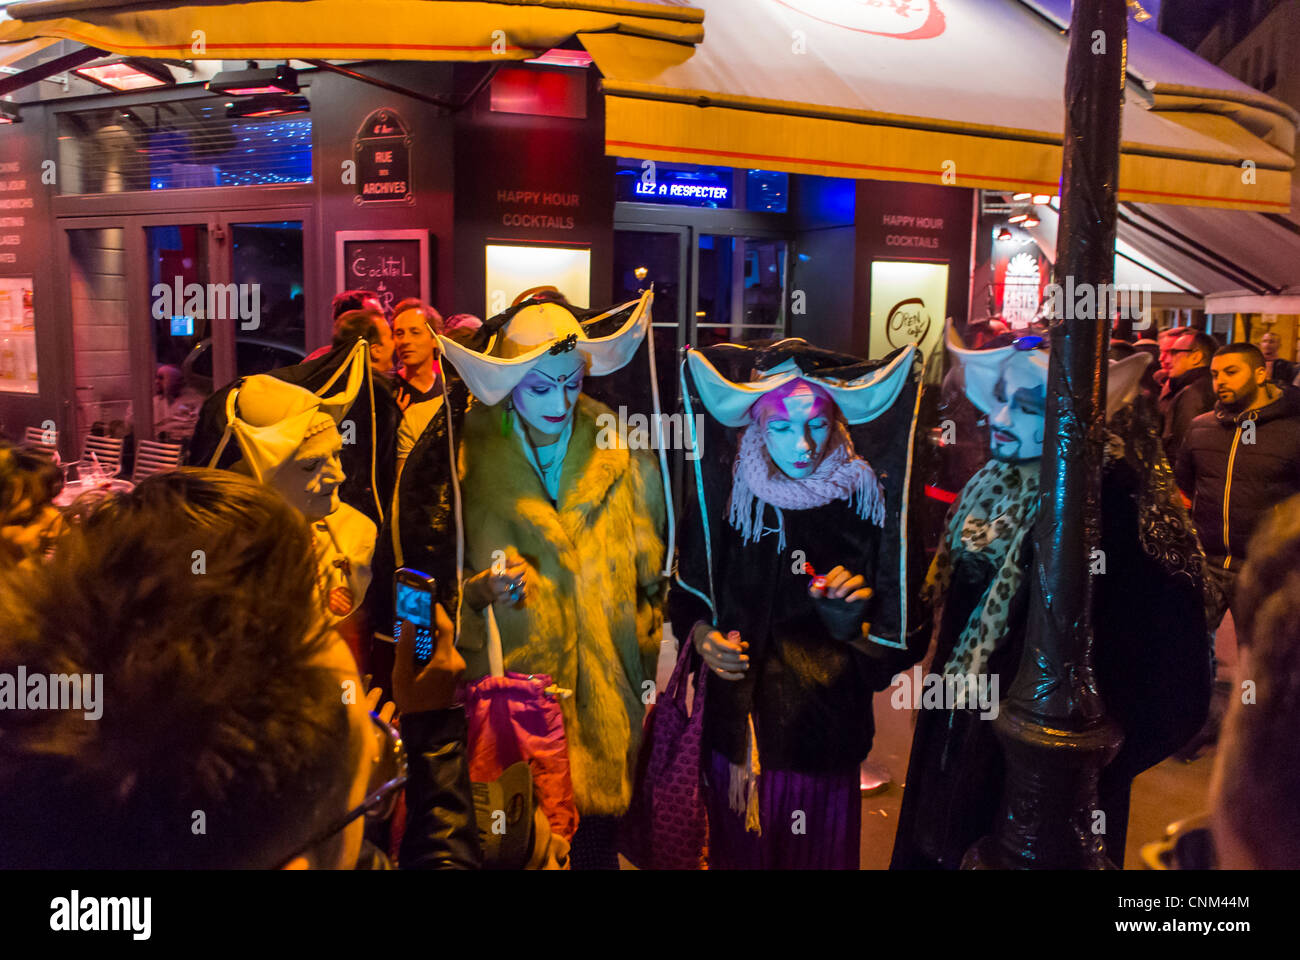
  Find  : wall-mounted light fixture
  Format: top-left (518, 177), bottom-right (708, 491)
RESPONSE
top-left (209, 64), bottom-right (299, 96)
top-left (225, 93), bottom-right (310, 118)
top-left (74, 58), bottom-right (173, 92)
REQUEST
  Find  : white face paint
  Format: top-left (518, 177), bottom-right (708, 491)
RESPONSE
top-left (511, 351), bottom-right (585, 438)
top-left (272, 423), bottom-right (345, 521)
top-left (763, 389), bottom-right (833, 479)
top-left (987, 363), bottom-right (1046, 462)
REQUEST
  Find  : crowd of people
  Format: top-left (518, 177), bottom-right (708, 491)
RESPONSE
top-left (1, 288), bottom-right (1298, 871)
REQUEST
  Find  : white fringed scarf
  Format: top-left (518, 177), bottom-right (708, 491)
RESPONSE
top-left (723, 419), bottom-right (885, 831)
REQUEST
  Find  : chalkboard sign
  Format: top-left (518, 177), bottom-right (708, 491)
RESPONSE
top-left (335, 230), bottom-right (431, 317)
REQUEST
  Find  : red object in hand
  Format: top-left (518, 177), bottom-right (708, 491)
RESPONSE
top-left (803, 562), bottom-right (827, 592)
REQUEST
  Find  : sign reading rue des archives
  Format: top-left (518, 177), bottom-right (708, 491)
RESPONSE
top-left (354, 108), bottom-right (413, 205)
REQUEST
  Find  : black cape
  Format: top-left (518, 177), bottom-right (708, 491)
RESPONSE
top-left (891, 404), bottom-right (1212, 869)
top-left (668, 339), bottom-right (932, 771)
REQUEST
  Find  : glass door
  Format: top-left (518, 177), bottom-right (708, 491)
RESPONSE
top-left (693, 233), bottom-right (788, 348)
top-left (611, 225), bottom-right (689, 418)
top-left (226, 218), bottom-right (308, 377)
top-left (145, 223), bottom-right (214, 455)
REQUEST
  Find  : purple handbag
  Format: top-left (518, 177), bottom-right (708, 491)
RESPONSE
top-left (620, 636), bottom-right (709, 870)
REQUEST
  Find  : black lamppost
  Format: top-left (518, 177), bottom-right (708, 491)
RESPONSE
top-left (966, 0), bottom-right (1129, 870)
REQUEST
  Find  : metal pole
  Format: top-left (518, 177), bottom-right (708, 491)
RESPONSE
top-left (0, 45), bottom-right (107, 98)
top-left (966, 0), bottom-right (1128, 870)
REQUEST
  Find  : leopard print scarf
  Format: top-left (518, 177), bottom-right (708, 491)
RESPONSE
top-left (924, 459), bottom-right (1040, 686)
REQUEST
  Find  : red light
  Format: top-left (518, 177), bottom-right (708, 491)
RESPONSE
top-left (75, 62), bottom-right (170, 91)
top-left (222, 85), bottom-right (289, 96)
top-left (490, 67), bottom-right (586, 119)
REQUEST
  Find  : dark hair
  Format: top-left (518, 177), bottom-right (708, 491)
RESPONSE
top-left (1109, 339), bottom-right (1137, 359)
top-left (392, 298), bottom-right (444, 335)
top-left (1217, 494), bottom-right (1300, 867)
top-left (332, 308), bottom-right (386, 349)
top-left (0, 440), bottom-right (62, 523)
top-left (0, 468), bottom-right (355, 868)
top-left (511, 286), bottom-right (571, 308)
top-left (1214, 342), bottom-right (1265, 370)
top-left (331, 289), bottom-right (380, 321)
top-left (1179, 331), bottom-right (1218, 366)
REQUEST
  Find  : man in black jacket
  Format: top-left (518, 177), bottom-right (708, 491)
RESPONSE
top-left (1160, 328), bottom-right (1218, 464)
top-left (0, 469), bottom-right (481, 870)
top-left (1175, 342), bottom-right (1300, 631)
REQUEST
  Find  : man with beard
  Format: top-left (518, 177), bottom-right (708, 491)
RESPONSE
top-left (891, 325), bottom-right (1210, 869)
top-left (1175, 342), bottom-right (1300, 633)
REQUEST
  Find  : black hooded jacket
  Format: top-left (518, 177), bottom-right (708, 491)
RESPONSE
top-left (1174, 386), bottom-right (1300, 567)
top-left (1161, 364), bottom-right (1215, 464)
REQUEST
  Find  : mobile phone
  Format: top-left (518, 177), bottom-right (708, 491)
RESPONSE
top-left (394, 567), bottom-right (437, 668)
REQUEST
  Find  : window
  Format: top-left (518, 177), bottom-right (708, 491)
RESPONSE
top-left (57, 99), bottom-right (312, 194)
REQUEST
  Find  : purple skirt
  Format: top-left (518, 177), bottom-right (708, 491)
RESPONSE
top-left (705, 750), bottom-right (861, 870)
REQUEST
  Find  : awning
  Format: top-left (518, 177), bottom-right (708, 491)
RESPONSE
top-left (0, 0), bottom-right (703, 61)
top-left (1117, 176), bottom-right (1300, 298)
top-left (1023, 203), bottom-right (1203, 297)
top-left (585, 0), bottom-right (1295, 212)
top-left (1205, 292), bottom-right (1300, 315)
top-left (0, 35), bottom-right (59, 67)
top-left (1001, 174), bottom-right (1300, 307)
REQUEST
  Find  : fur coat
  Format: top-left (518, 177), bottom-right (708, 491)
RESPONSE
top-left (456, 393), bottom-right (667, 817)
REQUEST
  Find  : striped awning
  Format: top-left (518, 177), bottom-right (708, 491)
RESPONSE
top-left (0, 0), bottom-right (704, 61)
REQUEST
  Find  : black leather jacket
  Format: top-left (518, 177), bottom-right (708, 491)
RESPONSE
top-left (360, 707), bottom-right (482, 870)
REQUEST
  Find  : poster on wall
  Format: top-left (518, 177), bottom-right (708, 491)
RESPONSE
top-left (335, 230), bottom-right (430, 318)
top-left (485, 243), bottom-right (591, 316)
top-left (0, 277), bottom-right (37, 394)
top-left (869, 261), bottom-right (949, 381)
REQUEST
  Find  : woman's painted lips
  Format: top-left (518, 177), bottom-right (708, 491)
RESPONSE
top-left (543, 414), bottom-right (567, 423)
top-left (993, 429), bottom-right (1017, 443)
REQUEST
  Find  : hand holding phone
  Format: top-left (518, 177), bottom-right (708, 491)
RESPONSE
top-left (395, 567), bottom-right (438, 668)
top-left (392, 603), bottom-right (464, 714)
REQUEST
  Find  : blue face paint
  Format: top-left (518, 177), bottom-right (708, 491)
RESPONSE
top-left (511, 352), bottom-right (585, 438)
top-left (763, 391), bottom-right (833, 479)
top-left (988, 365), bottom-right (1046, 462)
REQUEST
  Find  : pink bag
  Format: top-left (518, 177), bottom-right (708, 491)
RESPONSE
top-left (620, 638), bottom-right (709, 870)
top-left (464, 671), bottom-right (580, 845)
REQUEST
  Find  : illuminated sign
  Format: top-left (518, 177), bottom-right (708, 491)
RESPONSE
top-left (616, 166), bottom-right (733, 207)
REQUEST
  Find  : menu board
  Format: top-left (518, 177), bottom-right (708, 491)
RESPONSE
top-left (0, 276), bottom-right (37, 394)
top-left (335, 230), bottom-right (430, 317)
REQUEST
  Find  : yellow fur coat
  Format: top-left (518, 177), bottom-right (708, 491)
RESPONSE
top-left (457, 393), bottom-right (666, 816)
